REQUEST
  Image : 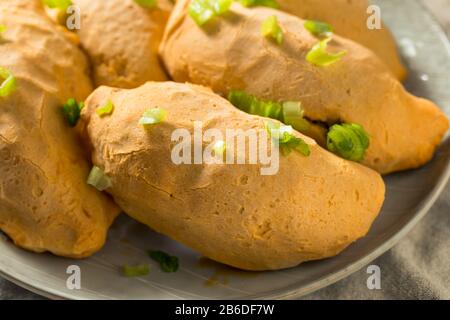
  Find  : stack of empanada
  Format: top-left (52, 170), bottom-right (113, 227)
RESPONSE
top-left (0, 0), bottom-right (447, 271)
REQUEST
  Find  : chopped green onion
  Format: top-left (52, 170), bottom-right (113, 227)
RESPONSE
top-left (123, 264), bottom-right (150, 277)
top-left (61, 98), bottom-right (84, 127)
top-left (281, 136), bottom-right (311, 156)
top-left (282, 101), bottom-right (310, 132)
top-left (189, 0), bottom-right (214, 25)
top-left (228, 90), bottom-right (283, 120)
top-left (96, 100), bottom-right (114, 117)
top-left (228, 91), bottom-right (310, 133)
top-left (87, 166), bottom-right (112, 191)
top-left (0, 25), bottom-right (6, 34)
top-left (326, 123), bottom-right (370, 161)
top-left (189, 0), bottom-right (233, 26)
top-left (133, 0), bottom-right (157, 8)
top-left (265, 121), bottom-right (311, 157)
top-left (238, 0), bottom-right (279, 8)
top-left (304, 20), bottom-right (333, 37)
top-left (261, 15), bottom-right (283, 45)
top-left (266, 121), bottom-right (293, 143)
top-left (306, 37), bottom-right (347, 67)
top-left (213, 140), bottom-right (226, 157)
top-left (148, 250), bottom-right (179, 273)
top-left (42, 0), bottom-right (72, 10)
top-left (139, 107), bottom-right (167, 125)
top-left (0, 67), bottom-right (17, 98)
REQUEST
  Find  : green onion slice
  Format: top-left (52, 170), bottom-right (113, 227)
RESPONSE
top-left (139, 107), bottom-right (167, 125)
top-left (62, 98), bottom-right (84, 127)
top-left (0, 67), bottom-right (17, 98)
top-left (304, 20), bottom-right (333, 37)
top-left (0, 25), bottom-right (6, 34)
top-left (238, 0), bottom-right (279, 8)
top-left (123, 264), bottom-right (150, 277)
top-left (42, 0), bottom-right (72, 10)
top-left (212, 140), bottom-right (226, 158)
top-left (96, 100), bottom-right (114, 117)
top-left (133, 0), bottom-right (157, 8)
top-left (261, 15), bottom-right (283, 45)
top-left (228, 90), bottom-right (283, 121)
top-left (265, 121), bottom-right (311, 157)
top-left (326, 123), bottom-right (370, 162)
top-left (265, 121), bottom-right (293, 143)
top-left (306, 37), bottom-right (347, 66)
top-left (148, 250), bottom-right (179, 273)
top-left (189, 0), bottom-right (233, 26)
top-left (282, 101), bottom-right (310, 132)
top-left (87, 166), bottom-right (112, 191)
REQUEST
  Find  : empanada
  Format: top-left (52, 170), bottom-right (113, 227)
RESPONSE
top-left (0, 0), bottom-right (119, 258)
top-left (160, 0), bottom-right (449, 174)
top-left (79, 81), bottom-right (385, 271)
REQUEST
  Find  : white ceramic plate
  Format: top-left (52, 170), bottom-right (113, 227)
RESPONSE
top-left (1, 0), bottom-right (449, 300)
